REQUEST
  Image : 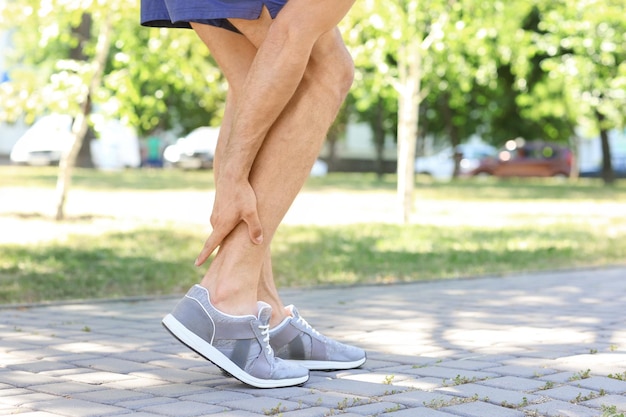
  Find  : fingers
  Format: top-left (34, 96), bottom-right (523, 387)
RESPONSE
top-left (195, 228), bottom-right (228, 266)
top-left (194, 216), bottom-right (264, 266)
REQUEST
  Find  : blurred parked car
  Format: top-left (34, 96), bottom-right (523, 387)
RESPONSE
top-left (470, 139), bottom-right (572, 177)
top-left (10, 114), bottom-right (140, 168)
top-left (163, 126), bottom-right (220, 169)
top-left (310, 159), bottom-right (328, 177)
top-left (163, 125), bottom-right (329, 176)
top-left (415, 141), bottom-right (497, 180)
top-left (10, 114), bottom-right (73, 166)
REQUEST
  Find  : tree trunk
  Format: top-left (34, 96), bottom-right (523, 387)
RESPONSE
top-left (396, 40), bottom-right (421, 223)
top-left (568, 134), bottom-right (580, 180)
top-left (442, 92), bottom-right (461, 178)
top-left (372, 99), bottom-right (386, 179)
top-left (599, 128), bottom-right (614, 185)
top-left (55, 15), bottom-right (112, 220)
top-left (596, 110), bottom-right (614, 185)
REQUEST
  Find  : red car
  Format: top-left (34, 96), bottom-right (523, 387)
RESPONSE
top-left (470, 140), bottom-right (572, 178)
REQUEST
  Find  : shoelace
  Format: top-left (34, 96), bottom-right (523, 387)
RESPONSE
top-left (296, 316), bottom-right (322, 338)
top-left (258, 323), bottom-right (273, 355)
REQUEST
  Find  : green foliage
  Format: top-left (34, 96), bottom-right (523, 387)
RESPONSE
top-left (531, 0), bottom-right (626, 136)
top-left (0, 0), bottom-right (225, 136)
top-left (343, 0), bottom-right (624, 149)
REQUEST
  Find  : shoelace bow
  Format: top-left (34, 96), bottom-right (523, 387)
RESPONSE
top-left (258, 323), bottom-right (273, 354)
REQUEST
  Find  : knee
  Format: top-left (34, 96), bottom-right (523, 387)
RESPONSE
top-left (307, 37), bottom-right (355, 105)
top-left (333, 47), bottom-right (355, 101)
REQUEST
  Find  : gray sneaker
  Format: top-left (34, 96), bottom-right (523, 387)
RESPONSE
top-left (269, 305), bottom-right (366, 370)
top-left (162, 285), bottom-right (309, 388)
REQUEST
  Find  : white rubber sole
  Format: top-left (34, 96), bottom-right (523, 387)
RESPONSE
top-left (288, 356), bottom-right (367, 371)
top-left (162, 314), bottom-right (309, 388)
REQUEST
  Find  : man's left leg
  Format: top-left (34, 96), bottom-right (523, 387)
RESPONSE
top-left (196, 20), bottom-right (365, 370)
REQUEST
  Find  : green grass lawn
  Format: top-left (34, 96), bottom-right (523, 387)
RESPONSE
top-left (1, 166), bottom-right (625, 304)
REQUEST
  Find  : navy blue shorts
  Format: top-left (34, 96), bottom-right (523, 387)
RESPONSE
top-left (141, 0), bottom-right (288, 32)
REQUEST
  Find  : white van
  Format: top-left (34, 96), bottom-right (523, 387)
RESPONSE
top-left (10, 114), bottom-right (141, 169)
top-left (9, 114), bottom-right (73, 166)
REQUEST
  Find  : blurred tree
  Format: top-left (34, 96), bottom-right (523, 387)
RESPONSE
top-left (345, 0), bottom-right (450, 223)
top-left (530, 0), bottom-right (626, 184)
top-left (344, 0), bottom-right (536, 221)
top-left (0, 0), bottom-right (225, 218)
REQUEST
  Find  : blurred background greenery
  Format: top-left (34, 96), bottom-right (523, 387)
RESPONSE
top-left (0, 0), bottom-right (625, 303)
top-left (1, 0), bottom-right (624, 179)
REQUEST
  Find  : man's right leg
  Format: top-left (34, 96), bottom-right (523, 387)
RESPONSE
top-left (163, 16), bottom-right (358, 387)
top-left (193, 19), bottom-right (354, 320)
top-left (199, 16), bottom-right (365, 371)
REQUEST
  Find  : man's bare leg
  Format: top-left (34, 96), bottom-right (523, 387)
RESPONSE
top-left (195, 0), bottom-right (357, 265)
top-left (190, 15), bottom-right (353, 321)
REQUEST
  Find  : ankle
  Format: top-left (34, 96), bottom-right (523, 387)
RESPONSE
top-left (199, 283), bottom-right (258, 317)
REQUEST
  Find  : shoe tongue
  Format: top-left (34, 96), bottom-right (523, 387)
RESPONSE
top-left (257, 301), bottom-right (272, 324)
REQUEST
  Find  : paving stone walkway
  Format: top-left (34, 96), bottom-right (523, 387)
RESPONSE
top-left (2, 266), bottom-right (626, 417)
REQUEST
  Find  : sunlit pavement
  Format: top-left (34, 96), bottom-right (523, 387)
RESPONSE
top-left (1, 267), bottom-right (626, 417)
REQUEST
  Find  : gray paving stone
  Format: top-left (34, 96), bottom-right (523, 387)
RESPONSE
top-left (0, 412), bottom-right (68, 417)
top-left (220, 397), bottom-right (304, 414)
top-left (583, 394), bottom-right (626, 411)
top-left (0, 387), bottom-right (32, 397)
top-left (29, 381), bottom-right (105, 395)
top-left (436, 359), bottom-right (499, 371)
top-left (279, 406), bottom-right (332, 417)
top-left (395, 376), bottom-right (447, 390)
top-left (477, 376), bottom-right (548, 391)
top-left (23, 398), bottom-right (128, 417)
top-left (0, 370), bottom-right (59, 387)
top-left (1, 267), bottom-right (626, 416)
top-left (540, 385), bottom-right (599, 403)
top-left (523, 399), bottom-right (600, 417)
top-left (130, 367), bottom-right (218, 384)
top-left (442, 401), bottom-right (525, 417)
top-left (538, 371), bottom-right (582, 383)
top-left (346, 401), bottom-right (406, 415)
top-left (382, 390), bottom-right (458, 408)
top-left (436, 383), bottom-right (540, 406)
top-left (101, 377), bottom-right (170, 390)
top-left (71, 357), bottom-right (159, 374)
top-left (482, 364), bottom-right (558, 378)
top-left (385, 408), bottom-right (459, 417)
top-left (179, 390), bottom-right (255, 404)
top-left (115, 396), bottom-right (176, 410)
top-left (401, 365), bottom-right (498, 382)
top-left (574, 376), bottom-right (626, 394)
top-left (308, 378), bottom-right (407, 397)
top-left (0, 392), bottom-right (58, 406)
top-left (61, 371), bottom-right (138, 385)
top-left (7, 360), bottom-right (78, 373)
top-left (132, 382), bottom-right (212, 398)
top-left (72, 388), bottom-right (152, 404)
top-left (138, 400), bottom-right (227, 416)
top-left (291, 392), bottom-right (370, 408)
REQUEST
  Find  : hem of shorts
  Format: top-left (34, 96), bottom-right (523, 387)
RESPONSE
top-left (141, 7), bottom-right (267, 27)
